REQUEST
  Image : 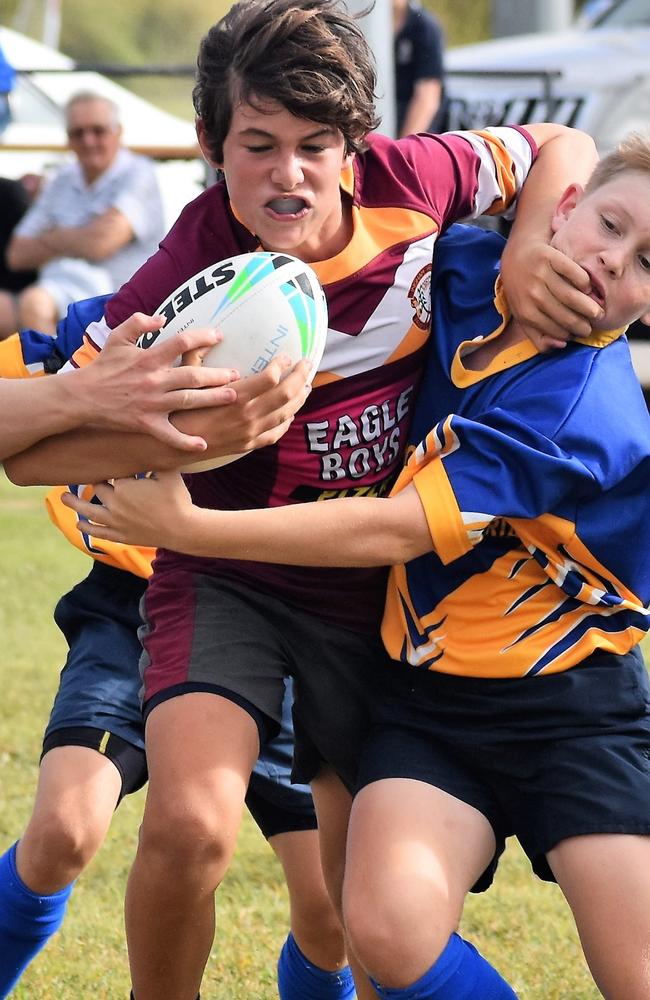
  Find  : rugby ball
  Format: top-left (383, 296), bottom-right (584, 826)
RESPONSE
top-left (138, 251), bottom-right (328, 471)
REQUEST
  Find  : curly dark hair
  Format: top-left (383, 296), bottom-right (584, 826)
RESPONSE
top-left (192, 0), bottom-right (379, 163)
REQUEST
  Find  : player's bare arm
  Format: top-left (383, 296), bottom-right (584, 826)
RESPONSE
top-left (503, 123), bottom-right (601, 349)
top-left (0, 313), bottom-right (245, 462)
top-left (0, 375), bottom-right (103, 461)
top-left (62, 469), bottom-right (432, 566)
top-left (73, 313), bottom-right (246, 450)
top-left (4, 357), bottom-right (312, 485)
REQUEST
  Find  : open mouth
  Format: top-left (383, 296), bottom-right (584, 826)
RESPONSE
top-left (266, 196), bottom-right (309, 217)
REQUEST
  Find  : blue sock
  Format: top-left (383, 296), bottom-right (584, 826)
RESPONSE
top-left (277, 931), bottom-right (356, 1000)
top-left (371, 932), bottom-right (518, 999)
top-left (0, 842), bottom-right (74, 997)
top-left (131, 995), bottom-right (200, 1000)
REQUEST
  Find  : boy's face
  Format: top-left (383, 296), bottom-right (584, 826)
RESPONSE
top-left (201, 99), bottom-right (353, 264)
top-left (550, 172), bottom-right (650, 331)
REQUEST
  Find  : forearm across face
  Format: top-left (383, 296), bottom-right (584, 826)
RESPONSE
top-left (510, 123), bottom-right (598, 243)
top-left (502, 124), bottom-right (602, 345)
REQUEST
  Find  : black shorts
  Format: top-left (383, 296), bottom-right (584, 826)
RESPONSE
top-left (357, 647), bottom-right (650, 890)
top-left (245, 678), bottom-right (317, 839)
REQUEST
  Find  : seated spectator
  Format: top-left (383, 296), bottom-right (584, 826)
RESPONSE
top-left (5, 91), bottom-right (164, 334)
top-left (0, 175), bottom-right (40, 340)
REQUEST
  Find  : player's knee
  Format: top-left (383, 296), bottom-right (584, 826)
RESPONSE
top-left (343, 895), bottom-right (396, 978)
top-left (290, 890), bottom-right (345, 958)
top-left (21, 809), bottom-right (107, 885)
top-left (137, 798), bottom-right (237, 886)
top-left (343, 884), bottom-right (450, 984)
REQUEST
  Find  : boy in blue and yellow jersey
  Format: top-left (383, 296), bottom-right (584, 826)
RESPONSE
top-left (71, 135), bottom-right (650, 999)
top-left (0, 305), bottom-right (355, 1000)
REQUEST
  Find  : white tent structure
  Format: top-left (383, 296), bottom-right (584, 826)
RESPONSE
top-left (0, 25), bottom-right (203, 225)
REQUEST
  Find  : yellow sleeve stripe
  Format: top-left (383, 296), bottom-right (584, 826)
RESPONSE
top-left (412, 457), bottom-right (473, 565)
top-left (0, 333), bottom-right (43, 379)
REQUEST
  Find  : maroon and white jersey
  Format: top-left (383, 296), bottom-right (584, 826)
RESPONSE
top-left (70, 127), bottom-right (536, 632)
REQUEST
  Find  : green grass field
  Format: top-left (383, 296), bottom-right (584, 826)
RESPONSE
top-left (0, 470), bottom-right (614, 998)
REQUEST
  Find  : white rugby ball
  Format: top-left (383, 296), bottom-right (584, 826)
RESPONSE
top-left (137, 251), bottom-right (328, 471)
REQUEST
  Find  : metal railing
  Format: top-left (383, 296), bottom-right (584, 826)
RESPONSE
top-left (7, 65), bottom-right (200, 160)
top-left (17, 64), bottom-right (196, 78)
top-left (446, 68), bottom-right (563, 106)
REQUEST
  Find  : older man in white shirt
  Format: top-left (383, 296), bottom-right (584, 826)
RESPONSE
top-left (3, 91), bottom-right (164, 334)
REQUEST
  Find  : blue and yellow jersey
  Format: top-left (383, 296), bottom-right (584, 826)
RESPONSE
top-left (0, 299), bottom-right (154, 580)
top-left (382, 224), bottom-right (650, 677)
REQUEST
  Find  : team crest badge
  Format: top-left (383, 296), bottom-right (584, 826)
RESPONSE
top-left (408, 264), bottom-right (432, 331)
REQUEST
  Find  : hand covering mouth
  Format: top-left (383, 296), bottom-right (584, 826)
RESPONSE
top-left (267, 196), bottom-right (308, 214)
top-left (585, 271), bottom-right (606, 310)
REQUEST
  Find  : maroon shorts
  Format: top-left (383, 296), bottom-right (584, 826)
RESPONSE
top-left (139, 569), bottom-right (392, 790)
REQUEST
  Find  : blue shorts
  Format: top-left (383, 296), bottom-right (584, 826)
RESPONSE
top-left (357, 647), bottom-right (650, 889)
top-left (45, 562), bottom-right (148, 796)
top-left (45, 562), bottom-right (317, 836)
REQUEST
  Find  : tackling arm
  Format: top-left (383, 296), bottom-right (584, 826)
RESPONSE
top-left (0, 314), bottom-right (252, 466)
top-left (4, 357), bottom-right (312, 485)
top-left (61, 470), bottom-right (433, 566)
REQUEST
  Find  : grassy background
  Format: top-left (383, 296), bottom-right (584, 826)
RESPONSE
top-left (0, 468), bottom-right (613, 998)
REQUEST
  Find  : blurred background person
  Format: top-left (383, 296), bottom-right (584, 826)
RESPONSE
top-left (0, 174), bottom-right (41, 340)
top-left (393, 0), bottom-right (446, 137)
top-left (0, 41), bottom-right (14, 135)
top-left (4, 91), bottom-right (164, 335)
